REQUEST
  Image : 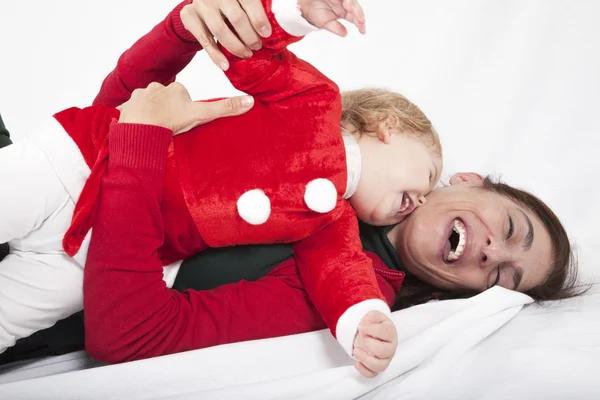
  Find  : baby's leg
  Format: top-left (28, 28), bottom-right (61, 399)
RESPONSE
top-left (0, 251), bottom-right (83, 354)
top-left (0, 138), bottom-right (69, 244)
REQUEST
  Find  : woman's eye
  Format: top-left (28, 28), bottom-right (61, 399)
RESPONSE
top-left (507, 216), bottom-right (514, 239)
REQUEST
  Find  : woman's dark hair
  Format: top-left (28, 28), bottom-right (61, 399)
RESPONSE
top-left (392, 175), bottom-right (588, 311)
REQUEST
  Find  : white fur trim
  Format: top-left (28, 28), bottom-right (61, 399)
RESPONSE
top-left (237, 189), bottom-right (271, 225)
top-left (335, 299), bottom-right (391, 359)
top-left (341, 130), bottom-right (362, 199)
top-left (304, 179), bottom-right (337, 213)
top-left (272, 0), bottom-right (320, 37)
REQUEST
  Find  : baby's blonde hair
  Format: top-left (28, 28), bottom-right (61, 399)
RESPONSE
top-left (341, 88), bottom-right (442, 156)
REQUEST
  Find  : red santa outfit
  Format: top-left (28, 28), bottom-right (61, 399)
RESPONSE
top-left (61, 0), bottom-right (389, 358)
top-left (0, 0), bottom-right (389, 353)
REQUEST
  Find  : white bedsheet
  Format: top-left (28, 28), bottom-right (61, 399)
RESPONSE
top-left (0, 287), bottom-right (533, 399)
top-left (4, 287), bottom-right (598, 400)
top-left (369, 288), bottom-right (600, 400)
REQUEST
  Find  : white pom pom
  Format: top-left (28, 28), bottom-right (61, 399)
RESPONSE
top-left (237, 189), bottom-right (271, 225)
top-left (304, 179), bottom-right (337, 213)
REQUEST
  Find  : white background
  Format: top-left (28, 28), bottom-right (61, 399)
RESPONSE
top-left (0, 0), bottom-right (598, 282)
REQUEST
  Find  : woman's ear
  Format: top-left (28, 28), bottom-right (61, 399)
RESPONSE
top-left (449, 172), bottom-right (483, 185)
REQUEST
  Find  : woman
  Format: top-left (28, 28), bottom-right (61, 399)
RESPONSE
top-left (81, 0), bottom-right (583, 379)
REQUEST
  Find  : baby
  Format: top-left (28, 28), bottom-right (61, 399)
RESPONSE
top-left (0, 0), bottom-right (441, 372)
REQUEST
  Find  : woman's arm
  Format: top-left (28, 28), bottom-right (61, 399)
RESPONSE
top-left (84, 125), bottom-right (326, 363)
top-left (83, 83), bottom-right (324, 363)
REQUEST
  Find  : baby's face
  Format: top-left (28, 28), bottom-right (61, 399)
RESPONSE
top-left (350, 134), bottom-right (442, 226)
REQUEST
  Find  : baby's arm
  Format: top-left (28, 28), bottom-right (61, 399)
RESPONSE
top-left (352, 310), bottom-right (398, 377)
top-left (93, 1), bottom-right (201, 107)
top-left (182, 0), bottom-right (339, 105)
top-left (94, 0), bottom-right (336, 109)
top-left (292, 205), bottom-right (398, 376)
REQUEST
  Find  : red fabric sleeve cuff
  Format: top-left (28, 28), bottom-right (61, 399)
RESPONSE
top-left (171, 0), bottom-right (199, 44)
top-left (108, 123), bottom-right (172, 171)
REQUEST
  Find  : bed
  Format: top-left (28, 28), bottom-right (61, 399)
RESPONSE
top-left (0, 0), bottom-right (599, 398)
top-left (0, 287), bottom-right (598, 399)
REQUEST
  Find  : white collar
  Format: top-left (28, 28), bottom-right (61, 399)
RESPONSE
top-left (342, 130), bottom-right (361, 199)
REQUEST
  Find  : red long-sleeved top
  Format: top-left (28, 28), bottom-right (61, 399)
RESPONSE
top-left (84, 123), bottom-right (404, 363)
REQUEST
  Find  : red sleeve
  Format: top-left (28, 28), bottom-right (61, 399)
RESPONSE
top-left (220, 0), bottom-right (339, 104)
top-left (158, 0), bottom-right (339, 105)
top-left (94, 0), bottom-right (338, 109)
top-left (83, 123), bottom-right (324, 364)
top-left (292, 206), bottom-right (387, 336)
top-left (93, 1), bottom-right (200, 107)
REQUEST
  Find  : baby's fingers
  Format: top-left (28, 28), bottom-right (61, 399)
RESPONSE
top-left (343, 0), bottom-right (366, 33)
top-left (353, 347), bottom-right (391, 374)
top-left (359, 334), bottom-right (396, 359)
top-left (359, 318), bottom-right (397, 344)
top-left (354, 360), bottom-right (378, 378)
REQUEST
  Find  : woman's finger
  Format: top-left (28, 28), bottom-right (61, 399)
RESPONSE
top-left (203, 2), bottom-right (252, 58)
top-left (239, 0), bottom-right (272, 37)
top-left (175, 95), bottom-right (254, 134)
top-left (181, 5), bottom-right (229, 70)
top-left (221, 0), bottom-right (263, 50)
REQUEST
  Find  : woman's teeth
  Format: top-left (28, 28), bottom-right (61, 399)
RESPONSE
top-left (447, 219), bottom-right (466, 261)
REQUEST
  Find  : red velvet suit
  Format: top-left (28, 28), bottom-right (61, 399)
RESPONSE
top-left (58, 0), bottom-right (386, 347)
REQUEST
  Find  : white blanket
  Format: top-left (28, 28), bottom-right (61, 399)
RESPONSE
top-left (2, 289), bottom-right (599, 400)
top-left (369, 288), bottom-right (600, 400)
top-left (0, 287), bottom-right (532, 399)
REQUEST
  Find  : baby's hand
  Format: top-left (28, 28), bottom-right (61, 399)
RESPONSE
top-left (298, 0), bottom-right (366, 36)
top-left (352, 310), bottom-right (397, 378)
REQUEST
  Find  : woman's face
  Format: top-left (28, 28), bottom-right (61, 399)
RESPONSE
top-left (390, 173), bottom-right (554, 293)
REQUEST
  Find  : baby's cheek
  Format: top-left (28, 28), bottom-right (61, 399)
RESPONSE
top-left (378, 210), bottom-right (409, 226)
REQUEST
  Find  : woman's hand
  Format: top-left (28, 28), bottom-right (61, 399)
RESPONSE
top-left (352, 310), bottom-right (398, 378)
top-left (181, 0), bottom-right (272, 70)
top-left (118, 82), bottom-right (254, 135)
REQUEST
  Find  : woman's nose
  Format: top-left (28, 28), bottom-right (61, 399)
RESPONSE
top-left (480, 238), bottom-right (510, 268)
